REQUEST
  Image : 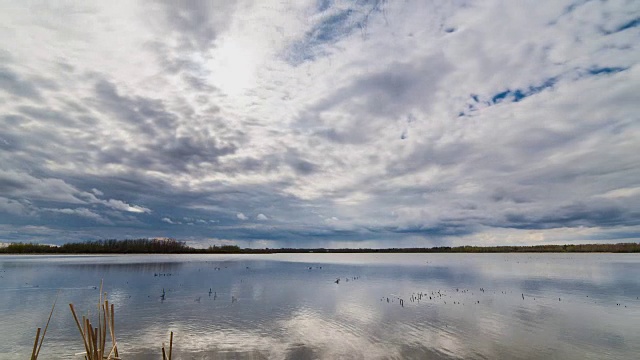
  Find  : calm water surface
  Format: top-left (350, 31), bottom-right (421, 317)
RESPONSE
top-left (0, 253), bottom-right (638, 359)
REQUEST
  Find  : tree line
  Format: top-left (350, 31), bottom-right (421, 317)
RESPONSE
top-left (0, 239), bottom-right (242, 254)
top-left (1, 239), bottom-right (639, 254)
top-left (249, 243), bottom-right (640, 253)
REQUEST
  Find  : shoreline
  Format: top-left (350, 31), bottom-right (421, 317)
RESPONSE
top-left (1, 239), bottom-right (639, 254)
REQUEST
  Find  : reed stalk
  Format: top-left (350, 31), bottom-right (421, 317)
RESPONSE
top-left (30, 292), bottom-right (58, 360)
top-left (33, 281), bottom-right (173, 359)
top-left (162, 331), bottom-right (174, 360)
top-left (30, 328), bottom-right (40, 360)
top-left (68, 281), bottom-right (120, 360)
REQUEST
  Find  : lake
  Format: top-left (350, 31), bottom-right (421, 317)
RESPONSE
top-left (0, 253), bottom-right (638, 359)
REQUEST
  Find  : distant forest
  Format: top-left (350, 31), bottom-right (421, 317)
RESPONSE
top-left (0, 239), bottom-right (242, 254)
top-left (1, 239), bottom-right (639, 254)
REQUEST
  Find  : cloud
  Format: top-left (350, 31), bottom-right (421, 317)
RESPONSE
top-left (101, 199), bottom-right (151, 214)
top-left (44, 207), bottom-right (112, 224)
top-left (162, 217), bottom-right (181, 225)
top-left (0, 66), bottom-right (43, 100)
top-left (0, 170), bottom-right (87, 204)
top-left (237, 213), bottom-right (248, 221)
top-left (155, 0), bottom-right (237, 53)
top-left (596, 187), bottom-right (640, 199)
top-left (0, 197), bottom-right (32, 216)
top-left (0, 0), bottom-right (637, 246)
top-left (0, 170), bottom-right (151, 228)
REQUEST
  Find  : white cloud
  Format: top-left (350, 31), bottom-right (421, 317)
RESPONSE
top-left (596, 187), bottom-right (640, 199)
top-left (101, 199), bottom-right (151, 213)
top-left (44, 207), bottom-right (111, 224)
top-left (256, 213), bottom-right (268, 220)
top-left (237, 213), bottom-right (248, 221)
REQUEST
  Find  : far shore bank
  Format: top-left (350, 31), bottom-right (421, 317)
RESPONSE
top-left (1, 239), bottom-right (639, 254)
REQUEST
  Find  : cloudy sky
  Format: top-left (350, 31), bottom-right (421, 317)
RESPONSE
top-left (0, 0), bottom-right (638, 248)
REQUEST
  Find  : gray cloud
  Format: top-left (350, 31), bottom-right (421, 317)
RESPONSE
top-left (145, 1), bottom-right (238, 93)
top-left (93, 79), bottom-right (178, 135)
top-left (90, 79), bottom-right (238, 172)
top-left (313, 54), bottom-right (451, 118)
top-left (156, 0), bottom-right (237, 53)
top-left (0, 197), bottom-right (32, 216)
top-left (0, 169), bottom-right (151, 230)
top-left (504, 201), bottom-right (640, 230)
top-left (0, 67), bottom-right (42, 100)
top-left (44, 207), bottom-right (112, 224)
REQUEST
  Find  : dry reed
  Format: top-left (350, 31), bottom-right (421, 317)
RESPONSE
top-left (68, 280), bottom-right (120, 360)
top-left (32, 280), bottom-right (175, 359)
top-left (30, 292), bottom-right (58, 360)
top-left (161, 331), bottom-right (174, 360)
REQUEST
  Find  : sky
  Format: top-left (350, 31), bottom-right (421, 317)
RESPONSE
top-left (0, 0), bottom-right (639, 248)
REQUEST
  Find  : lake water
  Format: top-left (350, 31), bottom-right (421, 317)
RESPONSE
top-left (0, 253), bottom-right (639, 359)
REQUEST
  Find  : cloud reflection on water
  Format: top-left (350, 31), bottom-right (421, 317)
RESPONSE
top-left (0, 254), bottom-right (639, 359)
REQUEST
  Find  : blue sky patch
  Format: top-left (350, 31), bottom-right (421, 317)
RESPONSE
top-left (612, 18), bottom-right (640, 33)
top-left (490, 77), bottom-right (557, 105)
top-left (285, 1), bottom-right (386, 65)
top-left (587, 66), bottom-right (628, 75)
top-left (317, 0), bottom-right (333, 12)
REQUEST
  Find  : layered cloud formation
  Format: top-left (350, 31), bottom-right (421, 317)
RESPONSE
top-left (1, 0), bottom-right (638, 247)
